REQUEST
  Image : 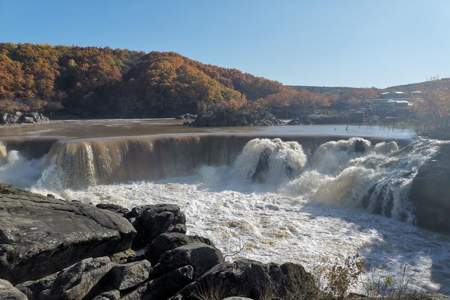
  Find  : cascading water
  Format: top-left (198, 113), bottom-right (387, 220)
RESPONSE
top-left (0, 136), bottom-right (440, 221)
top-left (230, 138), bottom-right (307, 185)
top-left (0, 135), bottom-right (449, 293)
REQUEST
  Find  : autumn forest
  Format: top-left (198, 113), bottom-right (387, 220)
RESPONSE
top-left (0, 43), bottom-right (382, 118)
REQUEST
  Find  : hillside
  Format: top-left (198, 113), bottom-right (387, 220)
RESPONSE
top-left (1, 43), bottom-right (388, 119)
top-left (9, 43), bottom-right (449, 120)
top-left (385, 78), bottom-right (450, 94)
top-left (0, 43), bottom-right (290, 117)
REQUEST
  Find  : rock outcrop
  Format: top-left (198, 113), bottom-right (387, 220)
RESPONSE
top-left (0, 111), bottom-right (49, 125)
top-left (0, 279), bottom-right (28, 300)
top-left (0, 185), bottom-right (136, 283)
top-left (410, 142), bottom-right (450, 234)
top-left (152, 243), bottom-right (224, 279)
top-left (146, 232), bottom-right (215, 264)
top-left (128, 204), bottom-right (187, 248)
top-left (188, 108), bottom-right (283, 127)
top-left (171, 259), bottom-right (318, 300)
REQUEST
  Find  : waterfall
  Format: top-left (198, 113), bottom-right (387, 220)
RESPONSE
top-left (0, 133), bottom-right (439, 223)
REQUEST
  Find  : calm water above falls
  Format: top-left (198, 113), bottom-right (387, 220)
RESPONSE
top-left (0, 120), bottom-right (448, 294)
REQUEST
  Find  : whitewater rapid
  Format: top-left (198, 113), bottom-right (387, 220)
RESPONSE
top-left (0, 137), bottom-right (449, 293)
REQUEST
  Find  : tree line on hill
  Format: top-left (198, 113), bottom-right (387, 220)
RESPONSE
top-left (0, 43), bottom-right (382, 119)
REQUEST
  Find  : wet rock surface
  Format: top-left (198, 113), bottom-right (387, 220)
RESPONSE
top-left (410, 142), bottom-right (450, 234)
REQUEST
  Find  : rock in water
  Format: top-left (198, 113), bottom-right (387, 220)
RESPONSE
top-left (0, 184), bottom-right (136, 283)
top-left (172, 259), bottom-right (318, 300)
top-left (410, 142), bottom-right (450, 234)
top-left (0, 279), bottom-right (28, 300)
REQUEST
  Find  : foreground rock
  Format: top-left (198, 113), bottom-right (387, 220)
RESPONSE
top-left (128, 204), bottom-right (187, 248)
top-left (146, 232), bottom-right (215, 264)
top-left (0, 185), bottom-right (136, 283)
top-left (152, 243), bottom-right (224, 279)
top-left (108, 260), bottom-right (152, 291)
top-left (0, 279), bottom-right (27, 300)
top-left (171, 259), bottom-right (318, 300)
top-left (410, 142), bottom-right (450, 234)
top-left (41, 257), bottom-right (114, 300)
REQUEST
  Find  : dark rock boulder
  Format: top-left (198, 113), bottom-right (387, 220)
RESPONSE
top-left (152, 243), bottom-right (224, 279)
top-left (172, 259), bottom-right (318, 300)
top-left (144, 265), bottom-right (194, 299)
top-left (410, 142), bottom-right (450, 234)
top-left (0, 279), bottom-right (28, 300)
top-left (41, 257), bottom-right (113, 300)
top-left (188, 108), bottom-right (283, 127)
top-left (92, 290), bottom-right (120, 300)
top-left (287, 118), bottom-right (304, 125)
top-left (109, 249), bottom-right (140, 264)
top-left (0, 184), bottom-right (136, 283)
top-left (127, 204), bottom-right (186, 248)
top-left (96, 203), bottom-right (130, 217)
top-left (354, 139), bottom-right (368, 153)
top-left (122, 265), bottom-right (194, 300)
top-left (0, 111), bottom-right (49, 125)
top-left (146, 232), bottom-right (215, 264)
top-left (108, 259), bottom-right (152, 291)
top-left (16, 272), bottom-right (58, 300)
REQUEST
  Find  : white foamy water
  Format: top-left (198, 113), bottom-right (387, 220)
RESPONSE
top-left (1, 136), bottom-right (449, 294)
top-left (56, 179), bottom-right (450, 294)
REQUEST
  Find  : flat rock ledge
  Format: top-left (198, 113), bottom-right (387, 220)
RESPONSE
top-left (0, 184), bottom-right (449, 300)
top-left (0, 184), bottom-right (136, 283)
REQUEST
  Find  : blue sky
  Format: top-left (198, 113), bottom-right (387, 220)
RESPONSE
top-left (1, 0), bottom-right (450, 88)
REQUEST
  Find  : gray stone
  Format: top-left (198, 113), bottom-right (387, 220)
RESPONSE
top-left (152, 243), bottom-right (223, 278)
top-left (128, 204), bottom-right (186, 248)
top-left (0, 184), bottom-right (136, 283)
top-left (22, 116), bottom-right (35, 124)
top-left (96, 203), bottom-right (130, 217)
top-left (0, 279), bottom-right (28, 300)
top-left (109, 249), bottom-right (138, 264)
top-left (410, 142), bottom-right (450, 234)
top-left (173, 259), bottom-right (318, 300)
top-left (122, 265), bottom-right (194, 300)
top-left (146, 232), bottom-right (215, 264)
top-left (16, 272), bottom-right (58, 299)
top-left (42, 257), bottom-right (113, 300)
top-left (92, 289), bottom-right (120, 300)
top-left (109, 259), bottom-right (151, 290)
